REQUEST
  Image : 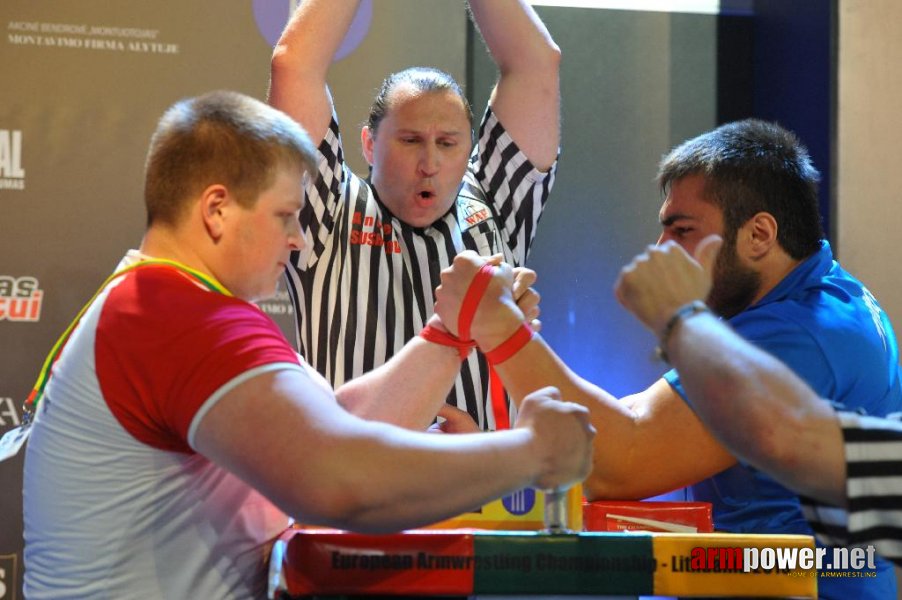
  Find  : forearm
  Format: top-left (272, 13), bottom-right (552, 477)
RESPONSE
top-left (489, 336), bottom-right (642, 488)
top-left (335, 337), bottom-right (462, 429)
top-left (448, 259), bottom-right (642, 496)
top-left (321, 387), bottom-right (594, 532)
top-left (269, 0), bottom-right (359, 138)
top-left (468, 0), bottom-right (560, 75)
top-left (668, 313), bottom-right (847, 506)
top-left (468, 0), bottom-right (560, 168)
top-left (272, 0), bottom-right (359, 81)
top-left (309, 423), bottom-right (541, 532)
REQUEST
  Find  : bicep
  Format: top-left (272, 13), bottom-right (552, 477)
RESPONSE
top-left (489, 74), bottom-right (560, 171)
top-left (192, 367), bottom-right (357, 521)
top-left (268, 57), bottom-right (334, 146)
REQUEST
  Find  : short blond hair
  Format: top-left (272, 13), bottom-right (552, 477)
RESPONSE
top-left (144, 90), bottom-right (317, 226)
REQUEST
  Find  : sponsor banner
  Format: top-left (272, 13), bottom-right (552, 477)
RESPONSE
top-left (0, 277), bottom-right (43, 323)
top-left (256, 289), bottom-right (294, 318)
top-left (273, 529), bottom-right (818, 598)
top-left (473, 532), bottom-right (654, 595)
top-left (0, 130), bottom-right (25, 191)
top-left (0, 553), bottom-right (19, 600)
top-left (280, 529), bottom-right (475, 596)
top-left (0, 398), bottom-right (21, 431)
top-left (652, 533), bottom-right (817, 597)
top-left (6, 20), bottom-right (179, 55)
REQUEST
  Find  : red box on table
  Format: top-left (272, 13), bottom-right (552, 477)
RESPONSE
top-left (583, 500), bottom-right (713, 533)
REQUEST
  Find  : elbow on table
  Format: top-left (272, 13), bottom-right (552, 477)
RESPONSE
top-left (581, 469), bottom-right (651, 503)
top-left (286, 479), bottom-right (393, 533)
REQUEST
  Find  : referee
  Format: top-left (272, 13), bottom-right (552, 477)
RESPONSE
top-left (269, 0), bottom-right (561, 430)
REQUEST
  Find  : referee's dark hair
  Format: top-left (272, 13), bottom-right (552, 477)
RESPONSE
top-left (365, 67), bottom-right (474, 140)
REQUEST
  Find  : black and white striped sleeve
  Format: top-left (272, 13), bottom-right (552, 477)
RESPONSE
top-left (470, 107), bottom-right (558, 263)
top-left (801, 411), bottom-right (902, 566)
top-left (298, 116), bottom-right (347, 269)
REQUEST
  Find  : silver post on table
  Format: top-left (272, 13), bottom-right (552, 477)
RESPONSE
top-left (543, 487), bottom-right (571, 534)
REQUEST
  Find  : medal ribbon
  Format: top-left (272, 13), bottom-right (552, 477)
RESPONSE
top-left (21, 259), bottom-right (230, 424)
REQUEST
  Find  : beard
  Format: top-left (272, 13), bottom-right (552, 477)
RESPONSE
top-left (707, 238), bottom-right (762, 319)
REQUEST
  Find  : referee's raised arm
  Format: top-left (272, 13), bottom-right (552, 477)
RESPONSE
top-left (468, 0), bottom-right (561, 171)
top-left (269, 0), bottom-right (358, 144)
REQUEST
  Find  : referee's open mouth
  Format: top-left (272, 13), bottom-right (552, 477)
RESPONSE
top-left (415, 189), bottom-right (437, 206)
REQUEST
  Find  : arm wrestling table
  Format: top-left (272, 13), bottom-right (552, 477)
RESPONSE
top-left (267, 528), bottom-right (817, 599)
top-left (267, 490), bottom-right (818, 599)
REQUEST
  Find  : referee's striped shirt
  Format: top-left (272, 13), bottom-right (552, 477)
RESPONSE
top-left (285, 107), bottom-right (556, 430)
top-left (801, 411), bottom-right (902, 566)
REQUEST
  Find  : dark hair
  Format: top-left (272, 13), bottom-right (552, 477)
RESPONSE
top-left (657, 119), bottom-right (823, 259)
top-left (366, 67), bottom-right (474, 134)
top-left (144, 90), bottom-right (317, 227)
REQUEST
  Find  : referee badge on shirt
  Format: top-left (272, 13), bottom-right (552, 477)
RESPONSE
top-left (456, 195), bottom-right (493, 232)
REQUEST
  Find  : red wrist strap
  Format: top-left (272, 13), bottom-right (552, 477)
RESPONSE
top-left (419, 263), bottom-right (496, 360)
top-left (458, 263), bottom-right (495, 341)
top-left (419, 325), bottom-right (475, 360)
top-left (489, 366), bottom-right (510, 430)
top-left (484, 322), bottom-right (534, 365)
top-left (489, 323), bottom-right (535, 430)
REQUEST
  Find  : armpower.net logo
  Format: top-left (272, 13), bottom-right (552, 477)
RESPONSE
top-left (685, 545), bottom-right (879, 578)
